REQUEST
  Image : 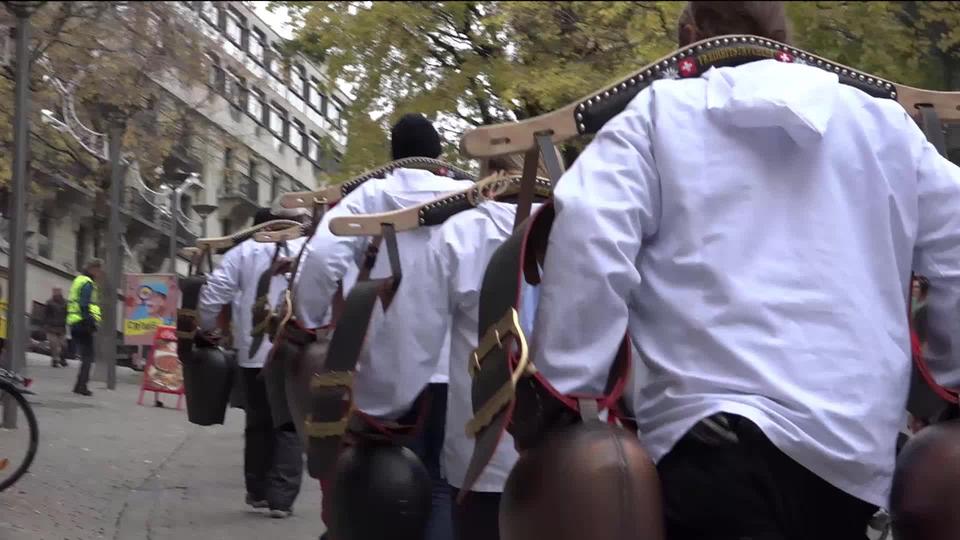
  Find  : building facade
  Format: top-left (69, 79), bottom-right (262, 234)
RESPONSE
top-left (1, 1), bottom-right (349, 331)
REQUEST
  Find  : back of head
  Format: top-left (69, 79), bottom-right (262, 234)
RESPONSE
top-left (390, 113), bottom-right (442, 161)
top-left (890, 421), bottom-right (960, 539)
top-left (500, 422), bottom-right (664, 540)
top-left (679, 1), bottom-right (790, 46)
top-left (253, 207), bottom-right (273, 226)
top-left (84, 258), bottom-right (103, 275)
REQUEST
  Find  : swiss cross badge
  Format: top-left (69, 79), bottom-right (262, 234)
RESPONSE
top-left (678, 58), bottom-right (698, 77)
top-left (775, 51), bottom-right (794, 63)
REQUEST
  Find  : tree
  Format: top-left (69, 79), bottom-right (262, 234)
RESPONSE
top-left (280, 1), bottom-right (959, 178)
top-left (279, 1), bottom-right (682, 177)
top-left (0, 1), bottom-right (211, 192)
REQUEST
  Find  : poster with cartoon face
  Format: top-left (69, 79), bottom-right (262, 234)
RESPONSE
top-left (124, 274), bottom-right (179, 346)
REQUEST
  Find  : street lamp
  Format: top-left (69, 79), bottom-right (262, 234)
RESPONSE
top-left (166, 172), bottom-right (202, 275)
top-left (2, 1), bottom-right (45, 428)
top-left (191, 204), bottom-right (218, 237)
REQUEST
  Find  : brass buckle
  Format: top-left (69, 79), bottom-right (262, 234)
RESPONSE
top-left (310, 371), bottom-right (353, 390)
top-left (465, 308), bottom-right (536, 437)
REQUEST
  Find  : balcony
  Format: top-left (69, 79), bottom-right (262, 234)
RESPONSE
top-left (217, 169), bottom-right (260, 223)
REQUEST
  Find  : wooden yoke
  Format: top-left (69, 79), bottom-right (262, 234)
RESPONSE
top-left (460, 34), bottom-right (960, 159)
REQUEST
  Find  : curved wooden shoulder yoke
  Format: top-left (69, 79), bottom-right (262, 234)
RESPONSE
top-left (326, 173), bottom-right (552, 237)
top-left (276, 157), bottom-right (477, 210)
top-left (460, 34), bottom-right (960, 158)
top-left (193, 219), bottom-right (301, 251)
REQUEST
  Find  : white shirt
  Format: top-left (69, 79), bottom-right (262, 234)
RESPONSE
top-left (354, 202), bottom-right (535, 492)
top-left (198, 237), bottom-right (306, 368)
top-left (531, 59), bottom-right (960, 508)
top-left (294, 167), bottom-right (473, 382)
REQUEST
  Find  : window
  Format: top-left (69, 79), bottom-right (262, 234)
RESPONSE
top-left (291, 65), bottom-right (305, 96)
top-left (200, 1), bottom-right (218, 26)
top-left (224, 147), bottom-right (234, 170)
top-left (268, 46), bottom-right (284, 81)
top-left (37, 214), bottom-right (52, 259)
top-left (269, 104), bottom-right (286, 139)
top-left (221, 219), bottom-right (231, 236)
top-left (248, 87), bottom-right (265, 122)
top-left (207, 53), bottom-right (224, 92)
top-left (308, 132), bottom-right (321, 162)
top-left (249, 160), bottom-right (259, 182)
top-left (326, 100), bottom-right (342, 129)
top-left (225, 9), bottom-right (243, 45)
top-left (249, 28), bottom-right (265, 63)
top-left (308, 78), bottom-right (323, 111)
top-left (225, 70), bottom-right (243, 106)
top-left (290, 120), bottom-right (305, 153)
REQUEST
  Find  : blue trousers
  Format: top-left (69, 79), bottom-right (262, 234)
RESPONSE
top-left (406, 383), bottom-right (453, 540)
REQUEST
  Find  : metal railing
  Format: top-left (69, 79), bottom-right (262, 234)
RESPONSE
top-left (218, 169), bottom-right (259, 204)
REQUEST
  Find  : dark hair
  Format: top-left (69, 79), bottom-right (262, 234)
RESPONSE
top-left (253, 207), bottom-right (273, 226)
top-left (679, 1), bottom-right (791, 46)
top-left (390, 113), bottom-right (442, 161)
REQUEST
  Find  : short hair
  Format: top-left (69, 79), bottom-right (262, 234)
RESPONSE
top-left (253, 207), bottom-right (273, 226)
top-left (390, 113), bottom-right (443, 161)
top-left (84, 258), bottom-right (103, 271)
top-left (679, 1), bottom-right (791, 45)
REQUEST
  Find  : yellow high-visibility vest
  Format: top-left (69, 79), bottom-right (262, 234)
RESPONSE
top-left (67, 274), bottom-right (101, 326)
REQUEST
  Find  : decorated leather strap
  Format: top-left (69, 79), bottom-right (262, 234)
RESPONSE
top-left (906, 105), bottom-right (960, 419)
top-left (459, 203), bottom-right (635, 495)
top-left (176, 246), bottom-right (216, 361)
top-left (249, 243), bottom-right (291, 358)
top-left (304, 232), bottom-right (397, 477)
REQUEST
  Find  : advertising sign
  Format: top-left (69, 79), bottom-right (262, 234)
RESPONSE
top-left (124, 274), bottom-right (178, 346)
top-left (137, 325), bottom-right (185, 407)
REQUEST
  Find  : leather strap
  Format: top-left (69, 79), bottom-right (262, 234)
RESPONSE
top-left (305, 231), bottom-right (399, 477)
top-left (461, 203), bottom-right (635, 496)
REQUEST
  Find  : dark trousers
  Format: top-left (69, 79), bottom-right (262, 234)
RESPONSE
top-left (658, 414), bottom-right (877, 540)
top-left (71, 325), bottom-right (95, 392)
top-left (406, 383), bottom-right (453, 540)
top-left (449, 486), bottom-right (501, 540)
top-left (241, 367), bottom-right (303, 511)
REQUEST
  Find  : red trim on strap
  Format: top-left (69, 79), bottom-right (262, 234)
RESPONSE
top-left (908, 277), bottom-right (958, 404)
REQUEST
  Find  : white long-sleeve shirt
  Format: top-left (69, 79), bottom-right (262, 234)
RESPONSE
top-left (294, 168), bottom-right (473, 382)
top-left (198, 237), bottom-right (305, 368)
top-left (531, 59), bottom-right (960, 508)
top-left (354, 202), bottom-right (538, 492)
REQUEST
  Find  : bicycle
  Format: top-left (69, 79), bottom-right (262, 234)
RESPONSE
top-left (0, 366), bottom-right (38, 492)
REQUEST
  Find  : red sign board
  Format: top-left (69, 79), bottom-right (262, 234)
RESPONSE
top-left (138, 325), bottom-right (185, 407)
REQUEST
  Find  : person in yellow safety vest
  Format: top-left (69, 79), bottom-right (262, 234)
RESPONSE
top-left (67, 258), bottom-right (103, 396)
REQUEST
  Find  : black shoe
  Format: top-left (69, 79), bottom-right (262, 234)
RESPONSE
top-left (59, 360), bottom-right (68, 367)
top-left (73, 388), bottom-right (92, 397)
top-left (51, 362), bottom-right (59, 368)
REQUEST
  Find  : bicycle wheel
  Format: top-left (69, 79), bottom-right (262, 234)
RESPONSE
top-left (0, 382), bottom-right (38, 492)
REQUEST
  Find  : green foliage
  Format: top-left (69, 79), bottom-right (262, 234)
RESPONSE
top-left (279, 1), bottom-right (960, 178)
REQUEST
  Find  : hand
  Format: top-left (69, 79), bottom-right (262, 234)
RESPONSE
top-left (195, 328), bottom-right (223, 348)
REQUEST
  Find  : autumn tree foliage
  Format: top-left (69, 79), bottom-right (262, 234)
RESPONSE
top-left (279, 1), bottom-right (960, 179)
top-left (0, 2), bottom-right (211, 192)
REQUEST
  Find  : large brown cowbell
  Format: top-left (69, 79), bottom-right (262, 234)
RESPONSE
top-left (500, 422), bottom-right (666, 540)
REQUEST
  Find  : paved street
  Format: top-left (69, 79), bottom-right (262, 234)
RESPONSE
top-left (0, 354), bottom-right (324, 540)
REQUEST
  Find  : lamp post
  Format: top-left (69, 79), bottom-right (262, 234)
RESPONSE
top-left (191, 204), bottom-right (218, 237)
top-left (167, 172), bottom-right (202, 275)
top-left (3, 1), bottom-right (44, 428)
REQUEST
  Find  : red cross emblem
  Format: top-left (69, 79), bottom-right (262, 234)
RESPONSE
top-left (775, 51), bottom-right (794, 63)
top-left (679, 58), bottom-right (698, 77)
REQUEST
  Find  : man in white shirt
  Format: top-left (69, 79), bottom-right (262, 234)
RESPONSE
top-left (198, 208), bottom-right (306, 519)
top-left (528, 2), bottom-right (960, 538)
top-left (295, 114), bottom-right (471, 540)
top-left (353, 186), bottom-right (544, 540)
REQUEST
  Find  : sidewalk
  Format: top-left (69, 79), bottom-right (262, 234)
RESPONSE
top-left (0, 353), bottom-right (324, 540)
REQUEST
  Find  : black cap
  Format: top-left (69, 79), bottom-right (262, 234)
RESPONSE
top-left (253, 207), bottom-right (273, 226)
top-left (390, 113), bottom-right (442, 161)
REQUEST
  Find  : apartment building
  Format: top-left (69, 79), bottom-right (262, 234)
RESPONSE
top-left (0, 1), bottom-right (350, 325)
